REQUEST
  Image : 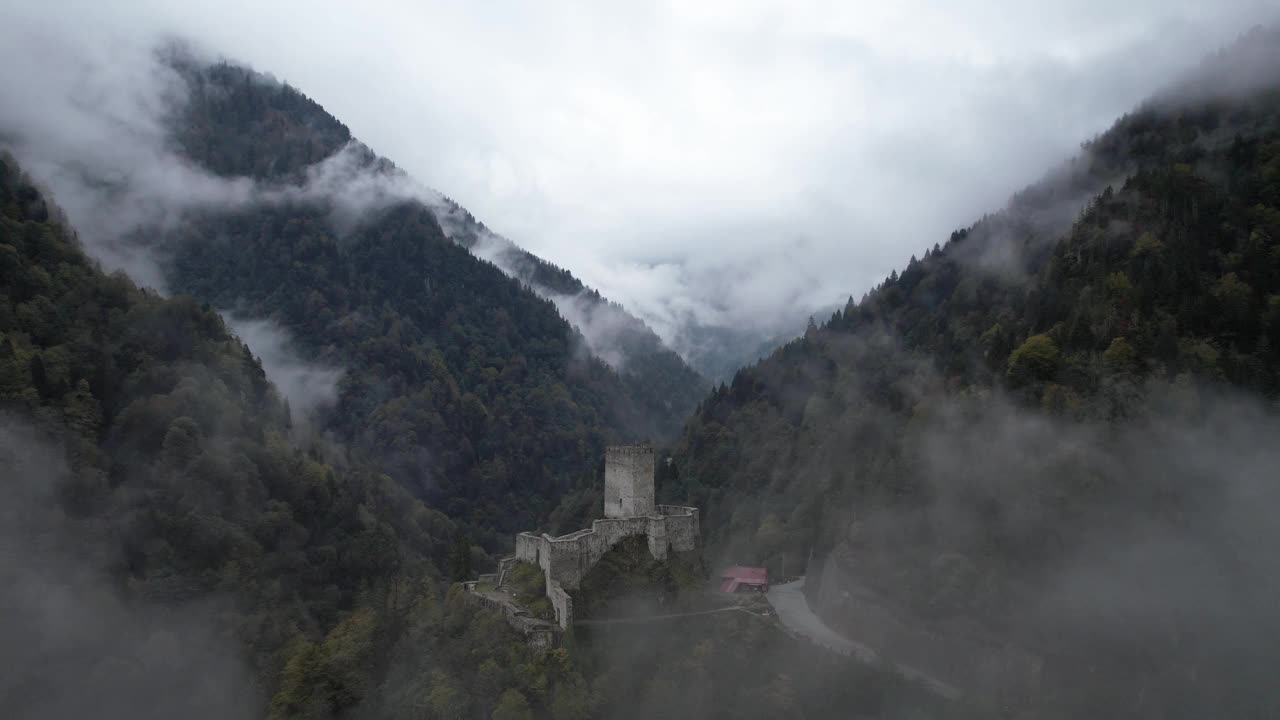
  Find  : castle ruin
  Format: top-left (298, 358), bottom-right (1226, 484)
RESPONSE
top-left (505, 445), bottom-right (700, 629)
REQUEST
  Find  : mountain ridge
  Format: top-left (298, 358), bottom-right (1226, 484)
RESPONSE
top-left (669, 25), bottom-right (1280, 716)
top-left (3, 47), bottom-right (709, 547)
top-left (169, 49), bottom-right (706, 396)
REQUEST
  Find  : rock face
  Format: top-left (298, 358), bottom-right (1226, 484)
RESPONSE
top-left (512, 445), bottom-right (699, 628)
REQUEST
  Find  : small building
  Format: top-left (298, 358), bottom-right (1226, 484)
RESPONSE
top-left (719, 565), bottom-right (768, 593)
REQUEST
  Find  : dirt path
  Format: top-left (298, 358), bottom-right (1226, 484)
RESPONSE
top-left (767, 578), bottom-right (962, 700)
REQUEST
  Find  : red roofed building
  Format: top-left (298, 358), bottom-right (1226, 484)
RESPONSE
top-left (719, 565), bottom-right (769, 593)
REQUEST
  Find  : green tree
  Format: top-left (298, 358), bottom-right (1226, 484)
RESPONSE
top-left (427, 671), bottom-right (469, 720)
top-left (28, 352), bottom-right (51, 399)
top-left (1103, 271), bottom-right (1134, 306)
top-left (0, 336), bottom-right (31, 402)
top-left (1103, 336), bottom-right (1138, 372)
top-left (491, 689), bottom-right (534, 720)
top-left (549, 682), bottom-right (592, 720)
top-left (447, 532), bottom-right (473, 582)
top-left (61, 379), bottom-right (101, 437)
top-left (161, 416), bottom-right (203, 466)
top-left (1007, 334), bottom-right (1060, 384)
top-left (1213, 272), bottom-right (1254, 331)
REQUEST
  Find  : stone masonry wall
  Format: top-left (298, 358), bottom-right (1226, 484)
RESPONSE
top-left (507, 445), bottom-right (699, 630)
top-left (515, 533), bottom-right (543, 565)
top-left (513, 506), bottom-right (699, 628)
top-left (604, 445), bottom-right (655, 518)
top-left (462, 581), bottom-right (558, 649)
top-left (547, 583), bottom-right (573, 628)
top-left (656, 505), bottom-right (700, 553)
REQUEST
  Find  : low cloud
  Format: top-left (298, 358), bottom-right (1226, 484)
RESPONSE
top-left (0, 29), bottom-right (423, 424)
top-left (546, 293), bottom-right (637, 372)
top-left (10, 3), bottom-right (1278, 368)
top-left (0, 24), bottom-right (255, 289)
top-left (440, 221), bottom-right (653, 373)
top-left (223, 315), bottom-right (344, 420)
top-left (780, 329), bottom-right (1280, 706)
top-left (0, 415), bottom-right (258, 720)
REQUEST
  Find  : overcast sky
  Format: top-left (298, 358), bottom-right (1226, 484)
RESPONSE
top-left (4, 1), bottom-right (1279, 342)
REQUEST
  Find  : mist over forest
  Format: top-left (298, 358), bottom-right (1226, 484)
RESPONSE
top-left (3, 4), bottom-right (1280, 720)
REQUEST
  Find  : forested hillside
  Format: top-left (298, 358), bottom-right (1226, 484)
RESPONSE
top-left (0, 150), bottom-right (463, 715)
top-left (174, 51), bottom-right (706, 413)
top-left (11, 152), bottom-right (917, 720)
top-left (11, 21), bottom-right (1280, 719)
top-left (3, 44), bottom-right (959, 720)
top-left (432, 199), bottom-right (708, 409)
top-left (137, 54), bottom-right (705, 547)
top-left (671, 26), bottom-right (1280, 718)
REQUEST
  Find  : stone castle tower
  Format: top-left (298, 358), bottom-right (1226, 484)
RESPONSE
top-left (505, 443), bottom-right (700, 629)
top-left (603, 444), bottom-right (655, 518)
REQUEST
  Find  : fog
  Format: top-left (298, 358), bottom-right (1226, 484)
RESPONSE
top-left (701, 311), bottom-right (1280, 710)
top-left (0, 25), bottom-right (423, 419)
top-left (5, 1), bottom-right (1277, 360)
top-left (905, 389), bottom-right (1280, 710)
top-left (0, 415), bottom-right (259, 720)
top-left (456, 224), bottom-right (651, 372)
top-left (223, 316), bottom-right (344, 420)
top-left (4, 7), bottom-right (1280, 715)
top-left (0, 14), bottom-right (664, 382)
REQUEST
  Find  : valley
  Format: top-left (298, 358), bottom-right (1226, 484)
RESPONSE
top-left (3, 10), bottom-right (1280, 720)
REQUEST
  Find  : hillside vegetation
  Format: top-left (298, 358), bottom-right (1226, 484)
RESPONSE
top-left (1, 150), bottom-right (465, 715)
top-left (671, 27), bottom-right (1280, 718)
top-left (2, 152), bottom-right (960, 719)
top-left (152, 56), bottom-right (707, 546)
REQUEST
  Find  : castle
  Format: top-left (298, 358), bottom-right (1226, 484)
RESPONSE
top-left (490, 445), bottom-right (700, 631)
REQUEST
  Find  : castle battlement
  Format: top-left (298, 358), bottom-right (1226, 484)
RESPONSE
top-left (505, 445), bottom-right (700, 629)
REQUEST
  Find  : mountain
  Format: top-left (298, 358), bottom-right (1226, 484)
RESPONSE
top-left (430, 199), bottom-right (709, 414)
top-left (11, 24), bottom-right (1280, 719)
top-left (675, 305), bottom-right (844, 384)
top-left (3, 45), bottom-right (961, 720)
top-left (3, 121), bottom-right (960, 720)
top-left (31, 49), bottom-right (708, 549)
top-left (0, 149), bottom-right (465, 715)
top-left (172, 51), bottom-right (704, 406)
top-left (669, 26), bottom-right (1280, 718)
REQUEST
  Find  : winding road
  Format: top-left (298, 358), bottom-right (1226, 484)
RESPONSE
top-left (573, 605), bottom-right (761, 626)
top-left (767, 578), bottom-right (962, 700)
top-left (568, 578), bottom-right (962, 699)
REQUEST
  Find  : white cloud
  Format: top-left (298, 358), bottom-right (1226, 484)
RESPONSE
top-left (2, 0), bottom-right (1277, 346)
top-left (222, 316), bottom-right (344, 420)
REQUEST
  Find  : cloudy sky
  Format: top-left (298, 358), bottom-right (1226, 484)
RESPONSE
top-left (4, 1), bottom-right (1279, 343)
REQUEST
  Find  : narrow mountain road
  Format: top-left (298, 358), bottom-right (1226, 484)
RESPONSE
top-left (766, 578), bottom-right (962, 700)
top-left (767, 579), bottom-right (879, 662)
top-left (574, 605), bottom-right (764, 626)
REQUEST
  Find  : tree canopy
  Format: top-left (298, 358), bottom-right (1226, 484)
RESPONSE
top-left (670, 26), bottom-right (1280, 718)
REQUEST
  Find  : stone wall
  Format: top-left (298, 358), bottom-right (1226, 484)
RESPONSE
top-left (655, 505), bottom-right (700, 553)
top-left (462, 581), bottom-right (558, 649)
top-left (547, 583), bottom-right (574, 628)
top-left (515, 532), bottom-right (544, 565)
top-left (507, 445), bottom-right (700, 630)
top-left (512, 506), bottom-right (699, 628)
top-left (604, 445), bottom-right (655, 518)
